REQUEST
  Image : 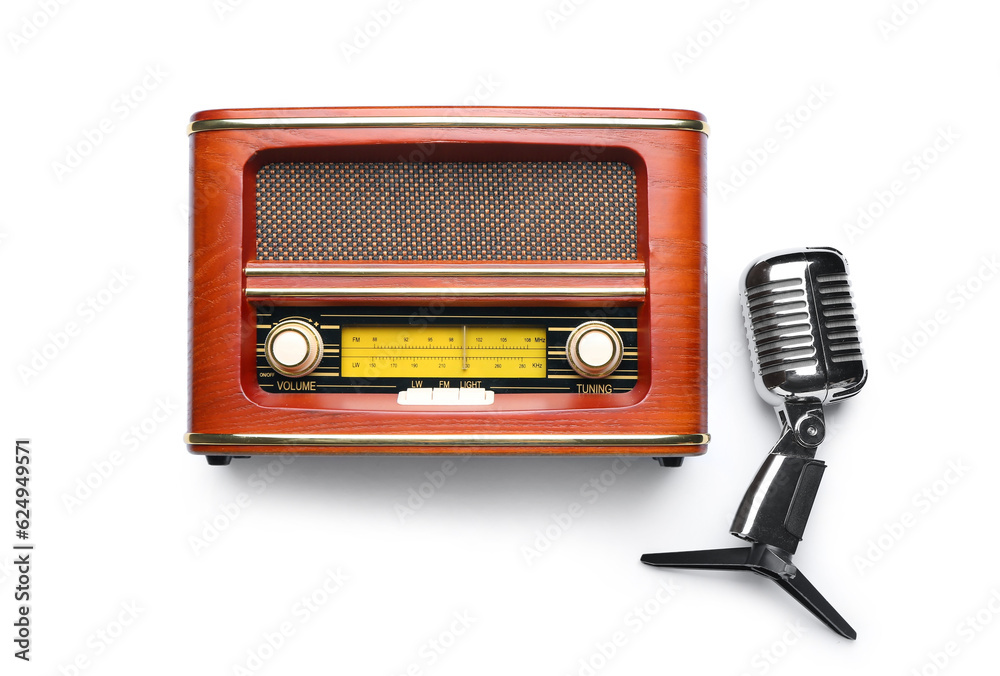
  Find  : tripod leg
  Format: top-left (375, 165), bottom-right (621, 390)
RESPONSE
top-left (641, 547), bottom-right (754, 571)
top-left (774, 568), bottom-right (857, 640)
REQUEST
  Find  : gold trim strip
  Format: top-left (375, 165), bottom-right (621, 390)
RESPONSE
top-left (246, 286), bottom-right (646, 299)
top-left (548, 375), bottom-right (636, 380)
top-left (189, 116), bottom-right (709, 135)
top-left (245, 264), bottom-right (646, 278)
top-left (186, 433), bottom-right (710, 447)
top-left (549, 327), bottom-right (638, 333)
top-left (319, 313), bottom-right (632, 320)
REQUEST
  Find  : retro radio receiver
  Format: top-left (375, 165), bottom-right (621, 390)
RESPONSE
top-left (186, 107), bottom-right (709, 465)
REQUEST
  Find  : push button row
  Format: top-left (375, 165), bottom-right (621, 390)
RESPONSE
top-left (396, 388), bottom-right (495, 405)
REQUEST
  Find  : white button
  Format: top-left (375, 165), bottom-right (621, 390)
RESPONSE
top-left (271, 329), bottom-right (309, 367)
top-left (459, 388), bottom-right (494, 404)
top-left (578, 330), bottom-right (615, 367)
top-left (397, 388), bottom-right (432, 404)
top-left (397, 388), bottom-right (494, 405)
top-left (431, 388), bottom-right (460, 403)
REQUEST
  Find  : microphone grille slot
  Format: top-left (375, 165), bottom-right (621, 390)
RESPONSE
top-left (816, 273), bottom-right (864, 363)
top-left (745, 277), bottom-right (818, 376)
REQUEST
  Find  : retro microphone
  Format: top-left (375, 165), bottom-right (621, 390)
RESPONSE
top-left (642, 247), bottom-right (868, 640)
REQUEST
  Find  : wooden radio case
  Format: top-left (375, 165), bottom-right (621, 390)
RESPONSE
top-left (186, 106), bottom-right (708, 465)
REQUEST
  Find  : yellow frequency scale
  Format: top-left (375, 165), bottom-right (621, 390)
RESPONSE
top-left (341, 325), bottom-right (548, 379)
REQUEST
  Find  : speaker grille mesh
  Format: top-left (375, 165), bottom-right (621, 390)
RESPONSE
top-left (255, 162), bottom-right (637, 261)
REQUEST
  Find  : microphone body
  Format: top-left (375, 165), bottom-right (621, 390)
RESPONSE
top-left (731, 247), bottom-right (867, 551)
top-left (642, 246), bottom-right (868, 640)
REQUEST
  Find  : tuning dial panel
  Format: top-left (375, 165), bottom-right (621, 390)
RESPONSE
top-left (255, 307), bottom-right (639, 395)
top-left (565, 321), bottom-right (624, 379)
top-left (264, 320), bottom-right (324, 377)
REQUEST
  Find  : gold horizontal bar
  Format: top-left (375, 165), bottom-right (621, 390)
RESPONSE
top-left (319, 384), bottom-right (398, 388)
top-left (548, 327), bottom-right (638, 333)
top-left (189, 116), bottom-right (709, 135)
top-left (246, 264), bottom-right (645, 278)
top-left (256, 347), bottom-right (341, 353)
top-left (320, 314), bottom-right (636, 320)
top-left (548, 374), bottom-right (637, 380)
top-left (246, 287), bottom-right (646, 299)
top-left (186, 432), bottom-right (710, 447)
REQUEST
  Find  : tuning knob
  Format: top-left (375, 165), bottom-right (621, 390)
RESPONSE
top-left (264, 320), bottom-right (324, 377)
top-left (566, 321), bottom-right (623, 379)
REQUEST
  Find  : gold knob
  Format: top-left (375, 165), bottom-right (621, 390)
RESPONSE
top-left (264, 320), bottom-right (324, 378)
top-left (566, 321), bottom-right (623, 379)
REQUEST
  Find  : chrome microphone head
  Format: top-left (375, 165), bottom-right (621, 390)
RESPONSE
top-left (741, 247), bottom-right (867, 410)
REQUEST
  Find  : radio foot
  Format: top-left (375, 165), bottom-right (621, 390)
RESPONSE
top-left (206, 455), bottom-right (233, 466)
top-left (654, 457), bottom-right (684, 468)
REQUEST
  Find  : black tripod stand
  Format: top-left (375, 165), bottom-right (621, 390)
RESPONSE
top-left (642, 406), bottom-right (856, 640)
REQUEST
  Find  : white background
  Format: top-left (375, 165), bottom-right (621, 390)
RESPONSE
top-left (2, 0), bottom-right (999, 674)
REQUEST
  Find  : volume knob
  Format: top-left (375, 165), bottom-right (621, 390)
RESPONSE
top-left (264, 320), bottom-right (324, 378)
top-left (566, 321), bottom-right (624, 379)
